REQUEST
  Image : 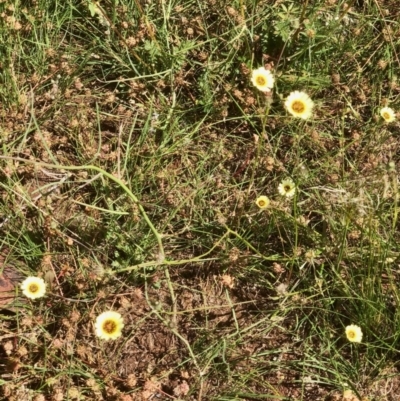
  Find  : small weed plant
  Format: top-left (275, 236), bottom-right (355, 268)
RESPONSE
top-left (0, 0), bottom-right (400, 400)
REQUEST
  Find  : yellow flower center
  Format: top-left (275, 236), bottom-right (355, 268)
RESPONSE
top-left (382, 112), bottom-right (390, 120)
top-left (258, 200), bottom-right (266, 207)
top-left (348, 330), bottom-right (355, 339)
top-left (103, 320), bottom-right (117, 334)
top-left (29, 284), bottom-right (39, 293)
top-left (291, 101), bottom-right (305, 113)
top-left (256, 76), bottom-right (266, 86)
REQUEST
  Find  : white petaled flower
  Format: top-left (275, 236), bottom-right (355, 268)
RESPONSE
top-left (20, 276), bottom-right (46, 299)
top-left (278, 178), bottom-right (296, 198)
top-left (251, 67), bottom-right (275, 92)
top-left (285, 91), bottom-right (314, 119)
top-left (95, 311), bottom-right (124, 340)
top-left (255, 195), bottom-right (270, 210)
top-left (380, 107), bottom-right (396, 123)
top-left (345, 324), bottom-right (363, 343)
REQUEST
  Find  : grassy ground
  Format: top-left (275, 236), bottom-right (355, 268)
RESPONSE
top-left (0, 0), bottom-right (400, 400)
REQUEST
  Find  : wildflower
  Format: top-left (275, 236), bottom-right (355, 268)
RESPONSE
top-left (345, 324), bottom-right (363, 343)
top-left (95, 311), bottom-right (124, 340)
top-left (278, 178), bottom-right (296, 198)
top-left (255, 195), bottom-right (270, 209)
top-left (285, 91), bottom-right (314, 119)
top-left (251, 67), bottom-right (274, 92)
top-left (20, 276), bottom-right (46, 299)
top-left (380, 107), bottom-right (396, 123)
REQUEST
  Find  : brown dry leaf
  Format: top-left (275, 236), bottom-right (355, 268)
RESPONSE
top-left (0, 274), bottom-right (15, 306)
top-left (0, 266), bottom-right (24, 309)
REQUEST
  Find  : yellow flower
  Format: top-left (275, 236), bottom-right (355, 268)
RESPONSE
top-left (285, 91), bottom-right (314, 119)
top-left (345, 324), bottom-right (363, 343)
top-left (251, 67), bottom-right (274, 92)
top-left (380, 107), bottom-right (396, 123)
top-left (95, 311), bottom-right (124, 340)
top-left (20, 276), bottom-right (46, 299)
top-left (278, 178), bottom-right (296, 198)
top-left (255, 195), bottom-right (270, 209)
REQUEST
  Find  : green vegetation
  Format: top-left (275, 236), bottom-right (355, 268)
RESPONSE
top-left (0, 0), bottom-right (400, 400)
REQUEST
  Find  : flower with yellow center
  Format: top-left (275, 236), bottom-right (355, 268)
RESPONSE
top-left (20, 276), bottom-right (46, 299)
top-left (95, 311), bottom-right (124, 340)
top-left (251, 67), bottom-right (274, 92)
top-left (285, 91), bottom-right (314, 119)
top-left (278, 178), bottom-right (296, 198)
top-left (380, 107), bottom-right (396, 123)
top-left (345, 324), bottom-right (363, 343)
top-left (255, 195), bottom-right (270, 209)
